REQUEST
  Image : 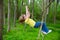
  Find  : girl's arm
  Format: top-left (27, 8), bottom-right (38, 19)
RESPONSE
top-left (25, 6), bottom-right (30, 18)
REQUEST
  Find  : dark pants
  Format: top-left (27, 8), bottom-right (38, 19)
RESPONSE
top-left (34, 22), bottom-right (49, 33)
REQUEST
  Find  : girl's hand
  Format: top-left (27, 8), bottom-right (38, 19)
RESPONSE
top-left (25, 6), bottom-right (30, 19)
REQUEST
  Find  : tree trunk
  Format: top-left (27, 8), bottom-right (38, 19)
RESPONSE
top-left (43, 0), bottom-right (48, 23)
top-left (20, 0), bottom-right (23, 15)
top-left (16, 0), bottom-right (19, 19)
top-left (0, 0), bottom-right (3, 40)
top-left (42, 0), bottom-right (45, 22)
top-left (46, 0), bottom-right (49, 15)
top-left (28, 0), bottom-right (30, 5)
top-left (45, 0), bottom-right (49, 23)
top-left (7, 0), bottom-right (10, 32)
top-left (31, 0), bottom-right (34, 19)
top-left (3, 1), bottom-right (5, 26)
top-left (54, 0), bottom-right (57, 24)
top-left (13, 0), bottom-right (17, 27)
top-left (47, 0), bottom-right (51, 23)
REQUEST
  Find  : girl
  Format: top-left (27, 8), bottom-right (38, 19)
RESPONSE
top-left (19, 6), bottom-right (52, 34)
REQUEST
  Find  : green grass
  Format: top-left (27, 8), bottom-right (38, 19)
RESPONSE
top-left (3, 23), bottom-right (60, 40)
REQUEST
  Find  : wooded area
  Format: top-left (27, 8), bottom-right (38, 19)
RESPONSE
top-left (0, 0), bottom-right (60, 40)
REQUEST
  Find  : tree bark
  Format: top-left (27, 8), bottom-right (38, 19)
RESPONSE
top-left (7, 0), bottom-right (10, 32)
top-left (3, 0), bottom-right (5, 26)
top-left (31, 0), bottom-right (34, 19)
top-left (3, 2), bottom-right (6, 26)
top-left (45, 0), bottom-right (49, 23)
top-left (0, 0), bottom-right (3, 40)
top-left (20, 0), bottom-right (23, 16)
top-left (16, 0), bottom-right (19, 19)
top-left (44, 0), bottom-right (47, 23)
top-left (13, 0), bottom-right (17, 27)
top-left (42, 0), bottom-right (45, 22)
top-left (54, 0), bottom-right (57, 24)
top-left (28, 0), bottom-right (30, 5)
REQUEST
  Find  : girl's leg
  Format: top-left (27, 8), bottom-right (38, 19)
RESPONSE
top-left (34, 22), bottom-right (49, 33)
top-left (42, 23), bottom-right (49, 33)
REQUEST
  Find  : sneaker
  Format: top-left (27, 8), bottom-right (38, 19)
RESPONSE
top-left (48, 30), bottom-right (52, 34)
top-left (42, 30), bottom-right (52, 35)
top-left (42, 31), bottom-right (47, 34)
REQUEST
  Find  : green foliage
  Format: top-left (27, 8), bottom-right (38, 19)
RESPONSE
top-left (4, 0), bottom-right (60, 21)
top-left (3, 23), bottom-right (60, 40)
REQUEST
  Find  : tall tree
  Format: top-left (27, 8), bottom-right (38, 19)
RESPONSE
top-left (16, 0), bottom-right (19, 19)
top-left (0, 0), bottom-right (3, 40)
top-left (44, 0), bottom-right (47, 23)
top-left (20, 0), bottom-right (23, 15)
top-left (42, 0), bottom-right (45, 22)
top-left (28, 0), bottom-right (30, 5)
top-left (45, 0), bottom-right (49, 23)
top-left (13, 0), bottom-right (17, 27)
top-left (31, 0), bottom-right (34, 19)
top-left (46, 0), bottom-right (49, 15)
top-left (7, 0), bottom-right (10, 32)
top-left (54, 0), bottom-right (57, 24)
top-left (3, 0), bottom-right (5, 26)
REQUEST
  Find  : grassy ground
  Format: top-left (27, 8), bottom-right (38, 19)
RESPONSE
top-left (3, 23), bottom-right (60, 40)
